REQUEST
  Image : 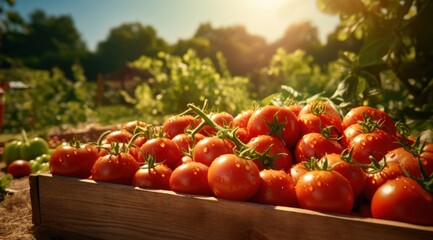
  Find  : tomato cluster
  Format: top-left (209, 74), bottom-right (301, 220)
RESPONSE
top-left (48, 101), bottom-right (433, 226)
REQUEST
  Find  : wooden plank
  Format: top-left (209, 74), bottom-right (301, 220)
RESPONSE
top-left (29, 174), bottom-right (41, 226)
top-left (31, 174), bottom-right (433, 240)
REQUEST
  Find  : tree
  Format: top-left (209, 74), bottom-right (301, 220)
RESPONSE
top-left (93, 22), bottom-right (169, 75)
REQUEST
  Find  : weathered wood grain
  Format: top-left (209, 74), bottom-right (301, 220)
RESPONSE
top-left (30, 174), bottom-right (433, 240)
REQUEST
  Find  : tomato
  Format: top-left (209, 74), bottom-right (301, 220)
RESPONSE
top-left (247, 135), bottom-right (293, 171)
top-left (199, 111), bottom-right (234, 136)
top-left (91, 152), bottom-right (139, 185)
top-left (295, 170), bottom-right (354, 214)
top-left (7, 160), bottom-right (32, 178)
top-left (371, 177), bottom-right (433, 225)
top-left (286, 104), bottom-right (303, 117)
top-left (122, 120), bottom-right (147, 133)
top-left (235, 127), bottom-right (252, 144)
top-left (132, 164), bottom-right (172, 190)
top-left (294, 132), bottom-right (343, 163)
top-left (172, 133), bottom-right (205, 154)
top-left (192, 137), bottom-right (235, 166)
top-left (298, 100), bottom-right (341, 121)
top-left (169, 161), bottom-right (211, 196)
top-left (342, 106), bottom-right (396, 136)
top-left (320, 153), bottom-right (367, 197)
top-left (385, 145), bottom-right (433, 179)
top-left (208, 154), bottom-right (260, 201)
top-left (253, 169), bottom-right (298, 207)
top-left (104, 129), bottom-right (134, 144)
top-left (340, 123), bottom-right (363, 148)
top-left (363, 161), bottom-right (403, 200)
top-left (289, 162), bottom-right (309, 183)
top-left (350, 129), bottom-right (399, 164)
top-left (162, 115), bottom-right (198, 139)
top-left (139, 137), bottom-right (183, 170)
top-left (233, 110), bottom-right (254, 128)
top-left (298, 113), bottom-right (343, 139)
top-left (247, 105), bottom-right (301, 148)
top-left (50, 142), bottom-right (99, 178)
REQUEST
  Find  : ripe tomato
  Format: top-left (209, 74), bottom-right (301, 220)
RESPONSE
top-left (298, 113), bottom-right (343, 139)
top-left (247, 135), bottom-right (293, 171)
top-left (104, 130), bottom-right (134, 144)
top-left (235, 127), bottom-right (252, 144)
top-left (298, 100), bottom-right (341, 121)
top-left (139, 137), bottom-right (183, 170)
top-left (233, 110), bottom-right (254, 128)
top-left (192, 137), bottom-right (235, 166)
top-left (295, 132), bottom-right (343, 163)
top-left (169, 161), bottom-right (211, 196)
top-left (132, 164), bottom-right (173, 190)
top-left (253, 169), bottom-right (298, 207)
top-left (50, 143), bottom-right (99, 178)
top-left (295, 170), bottom-right (354, 214)
top-left (7, 160), bottom-right (32, 178)
top-left (162, 115), bottom-right (198, 139)
top-left (122, 120), bottom-right (147, 133)
top-left (340, 123), bottom-right (363, 148)
top-left (363, 161), bottom-right (403, 200)
top-left (247, 105), bottom-right (300, 148)
top-left (91, 152), bottom-right (139, 185)
top-left (385, 145), bottom-right (433, 178)
top-left (285, 104), bottom-right (303, 117)
top-left (371, 177), bottom-right (433, 225)
top-left (199, 111), bottom-right (234, 136)
top-left (172, 133), bottom-right (205, 154)
top-left (289, 162), bottom-right (309, 183)
top-left (208, 154), bottom-right (260, 201)
top-left (342, 106), bottom-right (396, 136)
top-left (350, 129), bottom-right (399, 164)
top-left (320, 153), bottom-right (367, 197)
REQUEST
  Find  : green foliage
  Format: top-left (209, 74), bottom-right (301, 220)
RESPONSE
top-left (125, 50), bottom-right (252, 116)
top-left (0, 65), bottom-right (95, 133)
top-left (318, 0), bottom-right (433, 132)
top-left (257, 49), bottom-right (340, 99)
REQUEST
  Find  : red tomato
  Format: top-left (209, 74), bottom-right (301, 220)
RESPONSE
top-left (233, 110), bottom-right (254, 128)
top-left (50, 143), bottom-right (99, 178)
top-left (289, 162), bottom-right (309, 183)
top-left (132, 164), bottom-right (172, 190)
top-left (192, 137), bottom-right (235, 166)
top-left (247, 135), bottom-right (293, 171)
top-left (162, 115), bottom-right (198, 139)
top-left (342, 106), bottom-right (396, 136)
top-left (320, 153), bottom-right (367, 197)
top-left (208, 154), bottom-right (260, 201)
top-left (7, 160), bottom-right (31, 178)
top-left (294, 132), bottom-right (343, 163)
top-left (139, 138), bottom-right (183, 170)
top-left (104, 129), bottom-right (134, 144)
top-left (340, 123), bottom-right (363, 148)
top-left (169, 161), bottom-right (211, 196)
top-left (363, 161), bottom-right (403, 200)
top-left (298, 101), bottom-right (341, 121)
top-left (371, 177), bottom-right (433, 225)
top-left (172, 133), bottom-right (205, 154)
top-left (298, 113), bottom-right (343, 139)
top-left (350, 129), bottom-right (399, 164)
top-left (286, 104), bottom-right (303, 117)
top-left (253, 169), bottom-right (298, 207)
top-left (247, 105), bottom-right (300, 148)
top-left (385, 145), bottom-right (433, 178)
top-left (122, 120), bottom-right (147, 133)
top-left (235, 127), bottom-right (252, 144)
top-left (199, 111), bottom-right (234, 136)
top-left (91, 152), bottom-right (139, 185)
top-left (295, 170), bottom-right (354, 214)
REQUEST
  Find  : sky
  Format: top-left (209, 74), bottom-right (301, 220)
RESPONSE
top-left (13, 0), bottom-right (340, 51)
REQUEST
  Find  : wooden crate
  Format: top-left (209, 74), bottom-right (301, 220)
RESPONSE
top-left (30, 173), bottom-right (433, 240)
